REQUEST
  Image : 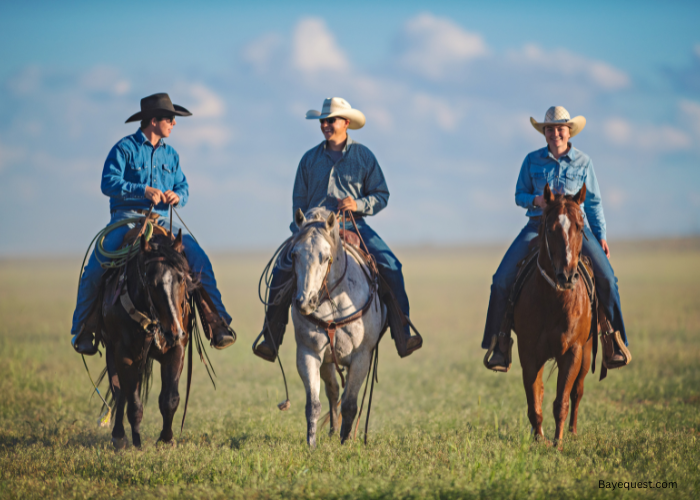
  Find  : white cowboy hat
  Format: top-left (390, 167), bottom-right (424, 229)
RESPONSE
top-left (305, 97), bottom-right (366, 130)
top-left (530, 106), bottom-right (586, 137)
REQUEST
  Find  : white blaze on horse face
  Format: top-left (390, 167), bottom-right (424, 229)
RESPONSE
top-left (558, 213), bottom-right (573, 267)
top-left (162, 269), bottom-right (185, 338)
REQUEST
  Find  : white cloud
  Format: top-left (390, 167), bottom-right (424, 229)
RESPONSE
top-left (679, 99), bottom-right (700, 136)
top-left (411, 93), bottom-right (464, 131)
top-left (0, 142), bottom-right (27, 173)
top-left (397, 13), bottom-right (487, 80)
top-left (242, 33), bottom-right (284, 73)
top-left (292, 18), bottom-right (349, 73)
top-left (604, 117), bottom-right (691, 152)
top-left (80, 66), bottom-right (130, 96)
top-left (7, 66), bottom-right (42, 96)
top-left (187, 83), bottom-right (225, 118)
top-left (512, 44), bottom-right (630, 90)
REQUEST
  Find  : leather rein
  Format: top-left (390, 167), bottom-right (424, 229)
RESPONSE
top-left (292, 212), bottom-right (379, 388)
top-left (537, 209), bottom-right (588, 293)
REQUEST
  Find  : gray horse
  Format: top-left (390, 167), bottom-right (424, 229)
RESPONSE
top-left (291, 207), bottom-right (385, 448)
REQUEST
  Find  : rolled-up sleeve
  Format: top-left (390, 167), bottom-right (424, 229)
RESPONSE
top-left (101, 144), bottom-right (146, 200)
top-left (515, 155), bottom-right (536, 209)
top-left (582, 160), bottom-right (606, 242)
top-left (355, 149), bottom-right (389, 215)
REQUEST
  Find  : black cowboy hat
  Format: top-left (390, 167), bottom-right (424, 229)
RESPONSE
top-left (125, 93), bottom-right (192, 123)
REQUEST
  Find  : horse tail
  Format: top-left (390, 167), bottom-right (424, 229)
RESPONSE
top-left (138, 357), bottom-right (155, 406)
top-left (545, 358), bottom-right (559, 382)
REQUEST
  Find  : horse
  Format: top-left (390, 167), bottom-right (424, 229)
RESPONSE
top-left (100, 230), bottom-right (197, 449)
top-left (291, 207), bottom-right (386, 448)
top-left (513, 183), bottom-right (593, 446)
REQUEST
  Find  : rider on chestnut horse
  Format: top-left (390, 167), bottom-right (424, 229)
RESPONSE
top-left (71, 93), bottom-right (235, 355)
top-left (483, 106), bottom-right (630, 371)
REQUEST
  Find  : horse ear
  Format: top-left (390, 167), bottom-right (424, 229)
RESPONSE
top-left (326, 211), bottom-right (336, 230)
top-left (172, 228), bottom-right (184, 253)
top-left (544, 183), bottom-right (554, 204)
top-left (295, 208), bottom-right (306, 228)
top-left (573, 183), bottom-right (587, 205)
top-left (140, 234), bottom-right (152, 253)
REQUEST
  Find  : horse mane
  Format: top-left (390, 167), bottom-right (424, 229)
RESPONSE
top-left (294, 207), bottom-right (339, 254)
top-left (141, 234), bottom-right (199, 292)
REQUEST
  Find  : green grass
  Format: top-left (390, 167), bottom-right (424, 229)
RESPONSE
top-left (1, 239), bottom-right (699, 499)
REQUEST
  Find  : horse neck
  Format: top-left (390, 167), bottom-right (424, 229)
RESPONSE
top-left (328, 236), bottom-right (347, 283)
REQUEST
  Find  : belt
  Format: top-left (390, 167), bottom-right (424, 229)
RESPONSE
top-left (529, 216), bottom-right (541, 222)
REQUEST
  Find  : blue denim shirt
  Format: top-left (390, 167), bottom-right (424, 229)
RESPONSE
top-left (515, 145), bottom-right (606, 241)
top-left (101, 129), bottom-right (189, 216)
top-left (291, 137), bottom-right (389, 232)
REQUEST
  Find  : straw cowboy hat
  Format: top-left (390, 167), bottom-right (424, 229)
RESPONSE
top-left (305, 97), bottom-right (366, 130)
top-left (125, 93), bottom-right (192, 123)
top-left (530, 106), bottom-right (586, 137)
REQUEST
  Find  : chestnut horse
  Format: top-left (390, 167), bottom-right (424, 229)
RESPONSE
top-left (513, 183), bottom-right (593, 445)
top-left (101, 231), bottom-right (197, 449)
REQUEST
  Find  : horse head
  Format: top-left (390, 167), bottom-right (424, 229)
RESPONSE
top-left (139, 229), bottom-right (195, 345)
top-left (292, 207), bottom-right (340, 315)
top-left (541, 183), bottom-right (587, 290)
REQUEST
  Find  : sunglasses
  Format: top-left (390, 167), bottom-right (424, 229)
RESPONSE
top-left (157, 116), bottom-right (176, 124)
top-left (319, 117), bottom-right (343, 125)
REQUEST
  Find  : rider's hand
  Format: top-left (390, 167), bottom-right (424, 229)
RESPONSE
top-left (600, 239), bottom-right (611, 259)
top-left (534, 195), bottom-right (546, 209)
top-left (145, 186), bottom-right (165, 205)
top-left (337, 196), bottom-right (357, 212)
top-left (163, 190), bottom-right (180, 205)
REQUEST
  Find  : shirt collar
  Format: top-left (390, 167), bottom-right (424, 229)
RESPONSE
top-left (323, 135), bottom-right (353, 153)
top-left (135, 128), bottom-right (164, 148)
top-left (542, 143), bottom-right (574, 161)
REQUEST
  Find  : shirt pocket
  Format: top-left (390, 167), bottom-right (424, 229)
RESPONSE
top-left (124, 158), bottom-right (147, 183)
top-left (563, 168), bottom-right (586, 194)
top-left (160, 163), bottom-right (174, 188)
top-left (530, 167), bottom-right (552, 193)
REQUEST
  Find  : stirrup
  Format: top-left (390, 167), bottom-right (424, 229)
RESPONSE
top-left (483, 333), bottom-right (513, 373)
top-left (601, 331), bottom-right (631, 369)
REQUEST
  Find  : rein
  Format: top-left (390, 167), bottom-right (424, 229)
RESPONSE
top-left (537, 209), bottom-right (583, 293)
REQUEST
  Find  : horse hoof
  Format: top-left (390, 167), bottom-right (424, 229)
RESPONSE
top-left (156, 438), bottom-right (176, 448)
top-left (112, 436), bottom-right (129, 450)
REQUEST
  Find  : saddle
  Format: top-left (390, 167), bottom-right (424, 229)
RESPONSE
top-left (483, 246), bottom-right (629, 377)
top-left (121, 215), bottom-right (170, 247)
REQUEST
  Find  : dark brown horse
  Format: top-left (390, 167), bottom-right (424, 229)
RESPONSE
top-left (101, 231), bottom-right (197, 449)
top-left (513, 183), bottom-right (593, 446)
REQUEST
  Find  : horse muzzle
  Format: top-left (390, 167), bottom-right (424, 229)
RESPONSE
top-left (556, 269), bottom-right (580, 290)
top-left (295, 294), bottom-right (319, 315)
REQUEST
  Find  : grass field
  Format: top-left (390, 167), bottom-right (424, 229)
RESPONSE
top-left (1, 239), bottom-right (699, 499)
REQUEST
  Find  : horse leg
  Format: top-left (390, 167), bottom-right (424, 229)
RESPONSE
top-left (123, 366), bottom-right (144, 449)
top-left (521, 356), bottom-right (546, 440)
top-left (553, 346), bottom-right (582, 445)
top-left (157, 345), bottom-right (185, 445)
top-left (110, 349), bottom-right (130, 450)
top-left (339, 352), bottom-right (371, 444)
top-left (569, 337), bottom-right (592, 435)
top-left (297, 349), bottom-right (322, 448)
top-left (320, 362), bottom-right (340, 437)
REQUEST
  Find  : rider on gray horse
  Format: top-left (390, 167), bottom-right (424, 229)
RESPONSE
top-left (71, 93), bottom-right (235, 355)
top-left (253, 97), bottom-right (422, 362)
top-left (483, 106), bottom-right (631, 371)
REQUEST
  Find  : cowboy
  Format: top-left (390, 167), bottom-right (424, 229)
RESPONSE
top-left (71, 93), bottom-right (235, 355)
top-left (253, 97), bottom-right (422, 361)
top-left (483, 106), bottom-right (630, 371)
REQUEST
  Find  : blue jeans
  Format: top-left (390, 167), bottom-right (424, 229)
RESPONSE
top-left (482, 218), bottom-right (627, 349)
top-left (265, 219), bottom-right (410, 341)
top-left (71, 210), bottom-right (231, 336)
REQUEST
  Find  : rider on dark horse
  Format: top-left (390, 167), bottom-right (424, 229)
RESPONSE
top-left (253, 97), bottom-right (422, 362)
top-left (71, 93), bottom-right (235, 355)
top-left (484, 106), bottom-right (630, 371)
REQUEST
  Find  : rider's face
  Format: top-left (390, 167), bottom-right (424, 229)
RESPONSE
top-left (153, 116), bottom-right (176, 138)
top-left (544, 125), bottom-right (570, 152)
top-left (320, 116), bottom-right (350, 142)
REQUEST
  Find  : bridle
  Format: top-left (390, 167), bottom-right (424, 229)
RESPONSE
top-left (536, 208), bottom-right (586, 292)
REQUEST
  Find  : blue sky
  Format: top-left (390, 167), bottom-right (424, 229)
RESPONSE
top-left (1, 0), bottom-right (699, 254)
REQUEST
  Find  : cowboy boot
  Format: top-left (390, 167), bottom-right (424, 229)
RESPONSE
top-left (71, 307), bottom-right (100, 356)
top-left (484, 332), bottom-right (513, 372)
top-left (378, 274), bottom-right (422, 357)
top-left (195, 290), bottom-right (236, 350)
top-left (253, 319), bottom-right (286, 362)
